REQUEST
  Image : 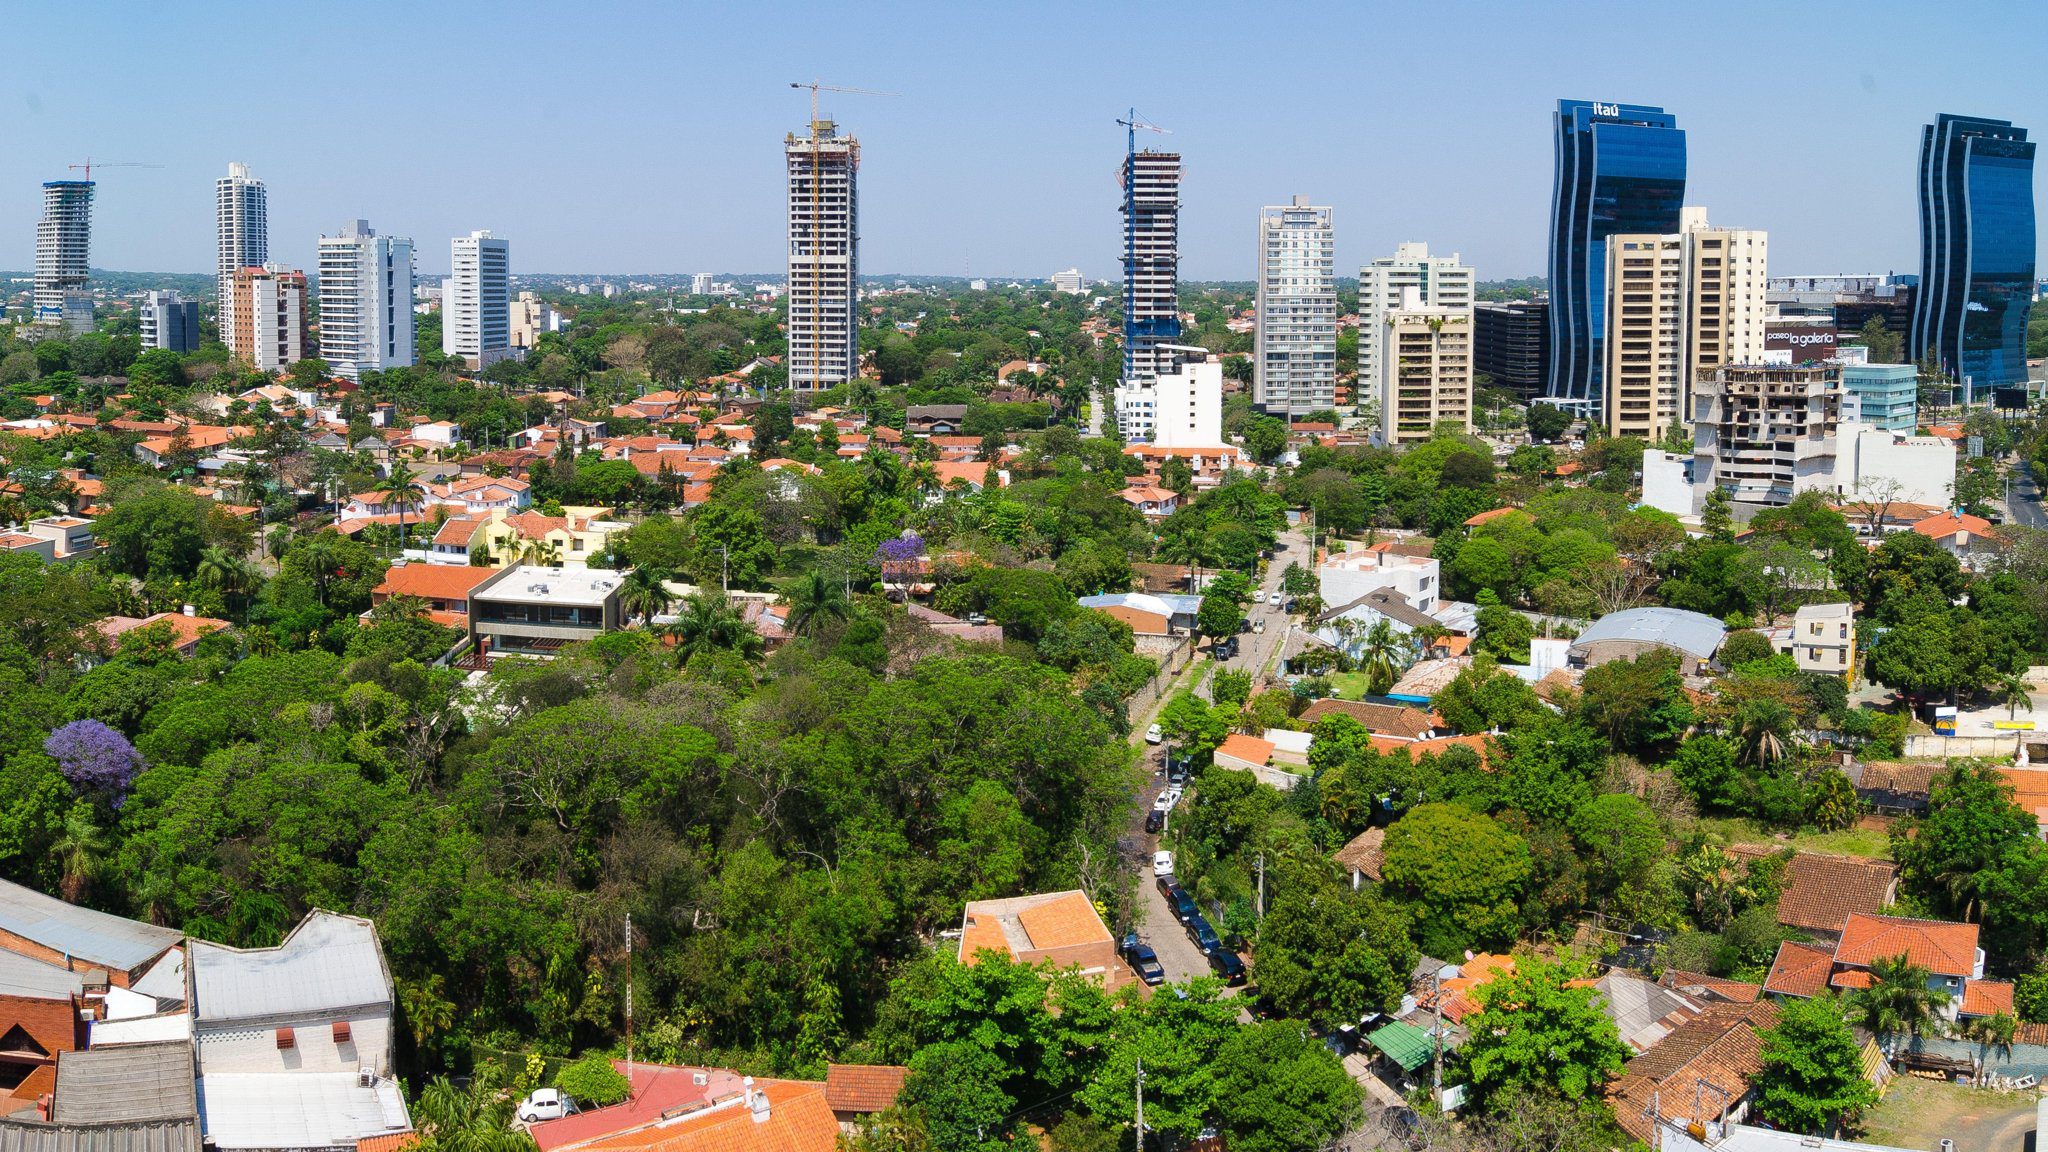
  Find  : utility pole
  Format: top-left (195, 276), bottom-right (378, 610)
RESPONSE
top-left (1134, 1057), bottom-right (1145, 1152)
top-left (720, 544), bottom-right (730, 594)
top-left (624, 911), bottom-right (635, 1091)
top-left (1256, 851), bottom-right (1266, 919)
top-left (1431, 966), bottom-right (1444, 1100)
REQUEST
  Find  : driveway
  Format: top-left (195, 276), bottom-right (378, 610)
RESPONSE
top-left (2008, 461), bottom-right (2046, 531)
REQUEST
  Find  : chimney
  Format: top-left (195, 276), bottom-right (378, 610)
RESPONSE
top-left (750, 1090), bottom-right (771, 1125)
top-left (182, 604), bottom-right (196, 617)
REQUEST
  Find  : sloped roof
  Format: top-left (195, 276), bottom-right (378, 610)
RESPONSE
top-left (1832, 913), bottom-right (1978, 978)
top-left (528, 1064), bottom-right (742, 1152)
top-left (0, 1117), bottom-right (198, 1152)
top-left (1658, 969), bottom-right (1762, 1005)
top-left (1962, 980), bottom-right (2016, 1018)
top-left (1298, 698), bottom-right (1438, 739)
top-left (194, 1072), bottom-right (409, 1150)
top-left (571, 1081), bottom-right (836, 1152)
top-left (1607, 1002), bottom-right (1778, 1145)
top-left (1332, 828), bottom-right (1386, 882)
top-left (1571, 607), bottom-right (1726, 661)
top-left (1596, 973), bottom-right (1704, 1054)
top-left (52, 1042), bottom-right (196, 1124)
top-left (189, 911), bottom-right (389, 1026)
top-left (1365, 1021), bottom-right (1433, 1072)
top-left (821, 1065), bottom-right (905, 1114)
top-left (1849, 760), bottom-right (1942, 798)
top-left (1762, 940), bottom-right (1837, 999)
top-left (0, 880), bottom-right (182, 974)
top-left (0, 948), bottom-right (85, 1000)
top-left (1215, 733), bottom-right (1275, 766)
top-left (958, 891), bottom-right (1110, 966)
top-left (372, 564), bottom-right (498, 603)
top-left (1774, 854), bottom-right (1898, 935)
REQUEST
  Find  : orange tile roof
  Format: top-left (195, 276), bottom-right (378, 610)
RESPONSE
top-left (1829, 969), bottom-right (1875, 990)
top-left (1216, 733), bottom-right (1275, 766)
top-left (1962, 980), bottom-right (2015, 1018)
top-left (96, 612), bottom-right (228, 652)
top-left (531, 1063), bottom-right (742, 1151)
top-left (1912, 511), bottom-right (1997, 542)
top-left (1607, 1002), bottom-right (1778, 1144)
top-left (1368, 733), bottom-right (1493, 767)
top-left (1833, 913), bottom-right (1978, 978)
top-left (1425, 953), bottom-right (1514, 1023)
top-left (1462, 506), bottom-right (1525, 528)
top-left (822, 1065), bottom-right (905, 1114)
top-left (1763, 940), bottom-right (1836, 999)
top-left (375, 563), bottom-right (499, 602)
top-left (571, 1081), bottom-right (836, 1152)
top-left (1015, 892), bottom-right (1113, 951)
top-left (1659, 970), bottom-right (1762, 1005)
top-left (357, 1134), bottom-right (420, 1152)
top-left (1773, 853), bottom-right (1898, 935)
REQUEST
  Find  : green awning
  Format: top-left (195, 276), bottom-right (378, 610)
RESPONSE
top-left (1367, 1021), bottom-right (1434, 1072)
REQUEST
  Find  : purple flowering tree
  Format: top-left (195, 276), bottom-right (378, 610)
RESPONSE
top-left (44, 720), bottom-right (146, 800)
top-left (874, 532), bottom-right (926, 598)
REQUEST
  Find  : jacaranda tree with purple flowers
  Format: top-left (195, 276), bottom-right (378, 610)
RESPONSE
top-left (875, 532), bottom-right (926, 596)
top-left (44, 720), bottom-right (146, 800)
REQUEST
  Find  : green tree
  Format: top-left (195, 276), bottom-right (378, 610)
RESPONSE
top-left (662, 592), bottom-right (764, 667)
top-left (902, 1042), bottom-right (1013, 1152)
top-left (783, 569), bottom-right (852, 638)
top-left (1526, 403), bottom-right (1571, 443)
top-left (1357, 619), bottom-right (1408, 697)
top-left (1893, 762), bottom-right (2034, 924)
top-left (1459, 955), bottom-right (1629, 1109)
top-left (1850, 954), bottom-right (1950, 1042)
top-left (1252, 858), bottom-right (1417, 1029)
top-left (554, 1053), bottom-right (630, 1106)
top-left (1210, 1020), bottom-right (1363, 1152)
top-left (412, 1068), bottom-right (534, 1152)
top-left (1576, 650), bottom-right (1694, 758)
top-left (617, 566), bottom-right (673, 627)
top-left (1380, 803), bottom-right (1532, 957)
top-left (1848, 316), bottom-right (1902, 365)
top-left (1753, 995), bottom-right (1879, 1135)
top-left (384, 460), bottom-right (428, 551)
top-left (1197, 589), bottom-right (1244, 645)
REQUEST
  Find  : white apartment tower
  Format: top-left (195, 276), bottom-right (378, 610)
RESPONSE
top-left (1602, 208), bottom-right (1768, 440)
top-left (1376, 286), bottom-right (1476, 446)
top-left (1113, 352), bottom-right (1223, 447)
top-left (1254, 196), bottom-right (1337, 416)
top-left (442, 231), bottom-right (511, 369)
top-left (318, 220), bottom-right (416, 382)
top-left (1358, 243), bottom-right (1474, 406)
top-left (217, 163), bottom-right (268, 305)
top-left (786, 118), bottom-right (860, 390)
top-left (34, 180), bottom-right (94, 331)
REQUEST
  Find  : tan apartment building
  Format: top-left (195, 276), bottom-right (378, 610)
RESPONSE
top-left (1603, 209), bottom-right (1767, 441)
top-left (1376, 286), bottom-right (1474, 446)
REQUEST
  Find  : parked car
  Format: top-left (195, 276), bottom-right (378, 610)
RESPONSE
top-left (1187, 914), bottom-right (1222, 954)
top-left (1166, 756), bottom-right (1191, 786)
top-left (1145, 723), bottom-right (1163, 744)
top-left (1252, 618), bottom-right (1265, 634)
top-left (1145, 808), bottom-right (1166, 834)
top-left (1152, 850), bottom-right (1174, 875)
top-left (1120, 933), bottom-right (1166, 986)
top-left (1157, 877), bottom-right (1200, 923)
top-left (1208, 947), bottom-right (1247, 985)
top-left (517, 1089), bottom-right (578, 1123)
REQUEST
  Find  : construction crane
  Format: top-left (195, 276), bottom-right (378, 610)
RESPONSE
top-left (1116, 108), bottom-right (1171, 154)
top-left (788, 79), bottom-right (896, 128)
top-left (67, 158), bottom-right (163, 181)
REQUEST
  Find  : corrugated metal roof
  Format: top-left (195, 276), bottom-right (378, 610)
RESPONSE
top-left (190, 912), bottom-right (389, 1026)
top-left (0, 881), bottom-right (182, 973)
top-left (196, 1073), bottom-right (410, 1151)
top-left (1571, 607), bottom-right (1727, 661)
top-left (53, 1042), bottom-right (197, 1125)
top-left (1367, 1020), bottom-right (1434, 1071)
top-left (0, 948), bottom-right (85, 1000)
top-left (0, 1117), bottom-right (198, 1152)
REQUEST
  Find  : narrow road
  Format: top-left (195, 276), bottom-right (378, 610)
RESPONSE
top-left (2008, 461), bottom-right (2047, 531)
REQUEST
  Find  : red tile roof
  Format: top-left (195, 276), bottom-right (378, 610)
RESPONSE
top-left (1607, 1002), bottom-right (1779, 1144)
top-left (373, 564), bottom-right (498, 603)
top-left (1773, 854), bottom-right (1898, 935)
top-left (1215, 733), bottom-right (1275, 766)
top-left (1912, 512), bottom-right (1997, 542)
top-left (1833, 913), bottom-right (1979, 978)
top-left (1763, 940), bottom-right (1836, 999)
top-left (572, 1081), bottom-right (836, 1152)
top-left (1962, 980), bottom-right (2015, 1018)
top-left (529, 1063), bottom-right (742, 1151)
top-left (821, 1065), bottom-right (905, 1114)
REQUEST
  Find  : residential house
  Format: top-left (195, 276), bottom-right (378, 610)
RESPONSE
top-left (1728, 849), bottom-right (1897, 940)
top-left (1313, 589), bottom-right (1443, 662)
top-left (1076, 592), bottom-right (1199, 653)
top-left (188, 910), bottom-right (411, 1151)
top-left (1332, 827), bottom-right (1385, 889)
top-left (904, 404), bottom-right (969, 435)
top-left (1317, 544), bottom-right (1441, 613)
top-left (467, 565), bottom-right (624, 660)
top-left (1762, 913), bottom-right (2004, 1022)
top-left (6, 516), bottom-right (98, 562)
top-left (410, 421), bottom-right (461, 447)
top-left (1844, 760), bottom-right (1941, 815)
top-left (435, 475), bottom-right (531, 515)
top-left (1774, 602), bottom-right (1856, 684)
top-left (904, 603), bottom-right (1003, 645)
top-left (1122, 444), bottom-right (1245, 489)
top-left (958, 891), bottom-right (1122, 988)
top-left (1605, 1001), bottom-right (1780, 1146)
top-left (1118, 484), bottom-right (1180, 520)
top-left (1594, 971), bottom-right (1707, 1054)
top-left (0, 950), bottom-right (88, 1109)
top-left (1297, 699), bottom-right (1445, 741)
top-left (1912, 511), bottom-right (2000, 568)
top-left (928, 461), bottom-right (1007, 496)
top-left (458, 510), bottom-right (624, 567)
top-left (369, 563), bottom-right (502, 628)
top-left (538, 1076), bottom-right (837, 1152)
top-left (1568, 607), bottom-right (1727, 673)
top-left (822, 1065), bottom-right (907, 1131)
top-left (92, 610), bottom-right (230, 661)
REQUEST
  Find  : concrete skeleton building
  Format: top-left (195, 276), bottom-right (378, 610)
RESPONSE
top-left (216, 162), bottom-right (268, 306)
top-left (139, 290), bottom-right (202, 353)
top-left (1358, 242), bottom-right (1474, 399)
top-left (33, 180), bottom-right (94, 331)
top-left (225, 264), bottom-right (309, 374)
top-left (317, 220), bottom-right (415, 382)
top-left (1601, 208), bottom-right (1768, 440)
top-left (1689, 364), bottom-right (1843, 507)
top-left (1120, 142), bottom-right (1182, 386)
top-left (1254, 196), bottom-right (1337, 416)
top-left (786, 117), bottom-right (860, 390)
top-left (1375, 286), bottom-right (1476, 446)
top-left (442, 230), bottom-right (510, 369)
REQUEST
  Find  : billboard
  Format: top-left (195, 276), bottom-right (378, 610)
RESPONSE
top-left (1765, 324), bottom-right (1838, 364)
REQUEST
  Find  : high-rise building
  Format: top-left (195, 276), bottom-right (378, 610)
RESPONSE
top-left (442, 231), bottom-right (511, 369)
top-left (1052, 268), bottom-right (1085, 295)
top-left (1113, 355), bottom-right (1222, 446)
top-left (1254, 196), bottom-right (1337, 416)
top-left (691, 272), bottom-right (715, 296)
top-left (786, 118), bottom-right (860, 390)
top-left (1910, 113), bottom-right (2036, 390)
top-left (34, 180), bottom-right (94, 331)
top-left (138, 290), bottom-right (201, 353)
top-left (216, 163), bottom-right (268, 305)
top-left (1842, 363), bottom-right (1919, 431)
top-left (1120, 130), bottom-right (1182, 385)
top-left (318, 220), bottom-right (416, 382)
top-left (509, 291), bottom-right (562, 350)
top-left (1474, 300), bottom-right (1549, 398)
top-left (1376, 287), bottom-right (1475, 447)
top-left (1358, 243), bottom-right (1474, 396)
top-left (1600, 209), bottom-right (1767, 440)
top-left (225, 264), bottom-right (309, 374)
top-left (1547, 100), bottom-right (1687, 410)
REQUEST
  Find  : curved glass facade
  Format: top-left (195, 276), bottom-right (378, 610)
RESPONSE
top-left (1547, 100), bottom-right (1686, 406)
top-left (1912, 114), bottom-right (2036, 390)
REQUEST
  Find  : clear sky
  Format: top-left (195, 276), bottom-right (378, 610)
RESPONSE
top-left (5, 0), bottom-right (2044, 281)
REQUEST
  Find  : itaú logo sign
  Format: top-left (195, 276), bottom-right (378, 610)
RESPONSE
top-left (1592, 103), bottom-right (1620, 116)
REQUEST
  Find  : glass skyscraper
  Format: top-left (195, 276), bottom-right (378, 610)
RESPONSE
top-left (1546, 100), bottom-right (1686, 407)
top-left (1911, 113), bottom-right (2036, 391)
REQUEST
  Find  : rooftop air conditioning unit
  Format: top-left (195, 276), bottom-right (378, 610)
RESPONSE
top-left (358, 1066), bottom-right (376, 1088)
top-left (692, 1072), bottom-right (708, 1086)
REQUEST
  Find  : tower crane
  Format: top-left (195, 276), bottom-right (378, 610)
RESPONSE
top-left (67, 158), bottom-right (163, 181)
top-left (788, 79), bottom-right (897, 128)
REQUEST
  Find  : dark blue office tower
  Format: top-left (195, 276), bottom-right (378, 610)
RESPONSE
top-left (1911, 114), bottom-right (2036, 392)
top-left (1546, 100), bottom-right (1686, 408)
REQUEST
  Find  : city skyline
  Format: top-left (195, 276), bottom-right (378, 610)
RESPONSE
top-left (2, 1), bottom-right (2045, 281)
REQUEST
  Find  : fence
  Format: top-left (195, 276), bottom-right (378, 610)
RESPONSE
top-left (1903, 733), bottom-right (2031, 759)
top-left (1126, 640), bottom-right (1197, 727)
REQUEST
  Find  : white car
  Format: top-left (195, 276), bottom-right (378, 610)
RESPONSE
top-left (517, 1089), bottom-right (578, 1123)
top-left (1153, 850), bottom-right (1175, 875)
top-left (1145, 723), bottom-right (1164, 744)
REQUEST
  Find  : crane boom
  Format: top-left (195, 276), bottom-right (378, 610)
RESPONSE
top-left (789, 79), bottom-right (897, 126)
top-left (67, 157), bottom-right (164, 181)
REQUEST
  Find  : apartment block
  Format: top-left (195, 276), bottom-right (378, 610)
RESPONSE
top-left (1601, 210), bottom-right (1767, 440)
top-left (1120, 149), bottom-right (1182, 385)
top-left (1254, 197), bottom-right (1337, 416)
top-left (138, 290), bottom-right (201, 353)
top-left (1376, 289), bottom-right (1475, 446)
top-left (786, 120), bottom-right (860, 390)
top-left (34, 181), bottom-right (94, 331)
top-left (225, 264), bottom-right (309, 374)
top-left (1113, 353), bottom-right (1222, 447)
top-left (318, 220), bottom-right (415, 381)
top-left (1473, 300), bottom-right (1549, 398)
top-left (216, 163), bottom-right (267, 305)
top-left (1358, 243), bottom-right (1474, 397)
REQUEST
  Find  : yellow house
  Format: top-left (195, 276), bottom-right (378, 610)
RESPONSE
top-left (433, 507), bottom-right (626, 567)
top-left (1778, 602), bottom-right (1856, 685)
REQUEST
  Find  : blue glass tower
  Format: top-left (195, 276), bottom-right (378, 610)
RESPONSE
top-left (1545, 100), bottom-right (1686, 408)
top-left (1911, 114), bottom-right (2036, 391)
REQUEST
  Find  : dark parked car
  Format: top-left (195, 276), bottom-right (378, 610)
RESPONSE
top-left (1158, 878), bottom-right (1200, 924)
top-left (1208, 947), bottom-right (1246, 985)
top-left (1120, 933), bottom-right (1166, 986)
top-left (1145, 808), bottom-right (1166, 834)
top-left (1187, 914), bottom-right (1221, 954)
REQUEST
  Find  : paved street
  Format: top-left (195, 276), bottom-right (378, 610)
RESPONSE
top-left (1203, 526), bottom-right (1311, 694)
top-left (2008, 461), bottom-right (2047, 531)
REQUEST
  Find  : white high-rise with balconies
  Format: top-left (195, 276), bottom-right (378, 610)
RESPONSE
top-left (442, 231), bottom-right (510, 369)
top-left (786, 118), bottom-right (860, 390)
top-left (216, 163), bottom-right (268, 305)
top-left (1255, 196), bottom-right (1337, 416)
top-left (34, 181), bottom-right (94, 331)
top-left (1358, 243), bottom-right (1475, 402)
top-left (318, 220), bottom-right (415, 382)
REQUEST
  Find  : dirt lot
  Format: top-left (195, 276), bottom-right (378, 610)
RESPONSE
top-left (1857, 1076), bottom-right (2037, 1151)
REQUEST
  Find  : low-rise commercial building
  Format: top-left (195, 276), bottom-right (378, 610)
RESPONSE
top-left (1777, 602), bottom-right (1856, 683)
top-left (1839, 362), bottom-right (1917, 431)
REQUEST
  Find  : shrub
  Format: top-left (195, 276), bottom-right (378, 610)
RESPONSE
top-left (555, 1052), bottom-right (630, 1107)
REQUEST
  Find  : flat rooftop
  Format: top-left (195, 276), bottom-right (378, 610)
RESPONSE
top-left (475, 565), bottom-right (623, 608)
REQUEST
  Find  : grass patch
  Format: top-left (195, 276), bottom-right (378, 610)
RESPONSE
top-left (1688, 815), bottom-right (1891, 859)
top-left (1327, 672), bottom-right (1373, 700)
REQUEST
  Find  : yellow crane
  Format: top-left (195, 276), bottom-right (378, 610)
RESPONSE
top-left (788, 79), bottom-right (896, 129)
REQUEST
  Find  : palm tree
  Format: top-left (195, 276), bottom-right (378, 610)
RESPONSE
top-left (302, 536), bottom-right (339, 607)
top-left (1994, 673), bottom-right (2034, 721)
top-left (52, 806), bottom-right (105, 902)
top-left (664, 592), bottom-right (764, 666)
top-left (1360, 619), bottom-right (1407, 696)
top-left (384, 460), bottom-right (428, 554)
top-left (518, 538), bottom-right (563, 567)
top-left (195, 546), bottom-right (257, 621)
top-left (1733, 698), bottom-right (1795, 767)
top-left (784, 569), bottom-right (852, 638)
top-left (1851, 954), bottom-right (1950, 1043)
top-left (1964, 1009), bottom-right (2018, 1061)
top-left (413, 1067), bottom-right (531, 1152)
top-left (619, 567), bottom-right (674, 627)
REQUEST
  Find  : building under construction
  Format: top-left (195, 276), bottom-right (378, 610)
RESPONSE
top-left (1120, 133), bottom-right (1181, 385)
top-left (34, 180), bottom-right (94, 331)
top-left (785, 119), bottom-right (860, 391)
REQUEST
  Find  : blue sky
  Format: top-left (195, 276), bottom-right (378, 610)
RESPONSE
top-left (5, 1), bottom-right (2044, 281)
